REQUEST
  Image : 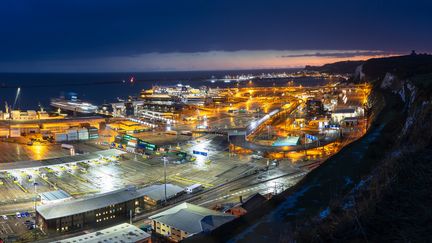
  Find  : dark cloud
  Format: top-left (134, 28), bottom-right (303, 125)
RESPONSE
top-left (0, 0), bottom-right (431, 71)
top-left (280, 51), bottom-right (397, 58)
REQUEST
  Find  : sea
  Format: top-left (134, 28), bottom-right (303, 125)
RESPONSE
top-left (0, 69), bottom-right (333, 110)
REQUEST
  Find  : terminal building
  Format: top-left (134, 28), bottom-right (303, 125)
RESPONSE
top-left (331, 107), bottom-right (363, 123)
top-left (36, 184), bottom-right (184, 233)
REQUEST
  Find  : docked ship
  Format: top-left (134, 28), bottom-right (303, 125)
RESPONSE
top-left (140, 84), bottom-right (216, 106)
top-left (50, 93), bottom-right (98, 115)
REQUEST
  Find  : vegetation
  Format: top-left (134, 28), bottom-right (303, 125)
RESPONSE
top-left (295, 55), bottom-right (432, 242)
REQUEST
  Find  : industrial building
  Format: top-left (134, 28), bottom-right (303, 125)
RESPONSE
top-left (150, 202), bottom-right (235, 242)
top-left (331, 107), bottom-right (361, 123)
top-left (36, 184), bottom-right (184, 233)
top-left (55, 223), bottom-right (151, 243)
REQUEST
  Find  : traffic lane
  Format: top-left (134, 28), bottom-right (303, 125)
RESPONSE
top-left (198, 174), bottom-right (305, 207)
top-left (190, 166), bottom-right (304, 207)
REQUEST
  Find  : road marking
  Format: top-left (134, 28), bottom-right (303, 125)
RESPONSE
top-left (170, 175), bottom-right (213, 188)
top-left (67, 172), bottom-right (89, 183)
top-left (14, 181), bottom-right (28, 193)
top-left (38, 175), bottom-right (58, 190)
top-left (0, 222), bottom-right (14, 235)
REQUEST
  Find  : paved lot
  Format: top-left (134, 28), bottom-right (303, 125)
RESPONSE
top-left (0, 222), bottom-right (14, 235)
top-left (0, 214), bottom-right (36, 241)
top-left (0, 142), bottom-right (102, 163)
top-left (0, 134), bottom-right (264, 214)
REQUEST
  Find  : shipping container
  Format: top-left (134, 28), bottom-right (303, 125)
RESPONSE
top-left (78, 132), bottom-right (89, 140)
top-left (10, 128), bottom-right (21, 138)
top-left (0, 128), bottom-right (9, 137)
top-left (78, 128), bottom-right (88, 133)
top-left (55, 133), bottom-right (68, 142)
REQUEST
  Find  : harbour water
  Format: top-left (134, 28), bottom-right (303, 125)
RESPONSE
top-left (0, 69), bottom-right (331, 110)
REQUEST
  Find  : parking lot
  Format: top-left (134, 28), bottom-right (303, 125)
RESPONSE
top-left (0, 212), bottom-right (37, 241)
top-left (0, 142), bottom-right (103, 163)
top-left (0, 134), bottom-right (266, 215)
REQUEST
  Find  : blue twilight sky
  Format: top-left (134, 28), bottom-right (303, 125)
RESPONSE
top-left (0, 0), bottom-right (431, 72)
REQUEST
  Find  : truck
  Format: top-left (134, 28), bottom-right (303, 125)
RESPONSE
top-left (180, 131), bottom-right (193, 136)
top-left (251, 154), bottom-right (263, 160)
top-left (185, 184), bottom-right (203, 194)
top-left (61, 144), bottom-right (74, 150)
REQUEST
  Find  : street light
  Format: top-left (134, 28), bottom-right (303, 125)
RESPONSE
top-left (33, 182), bottom-right (37, 211)
top-left (162, 156), bottom-right (168, 203)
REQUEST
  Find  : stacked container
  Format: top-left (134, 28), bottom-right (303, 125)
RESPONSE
top-left (88, 126), bottom-right (99, 140)
top-left (55, 133), bottom-right (68, 142)
top-left (9, 128), bottom-right (21, 138)
top-left (67, 129), bottom-right (78, 141)
top-left (78, 128), bottom-right (89, 140)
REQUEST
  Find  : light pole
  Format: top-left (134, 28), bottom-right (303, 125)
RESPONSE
top-left (162, 156), bottom-right (168, 203)
top-left (33, 182), bottom-right (37, 211)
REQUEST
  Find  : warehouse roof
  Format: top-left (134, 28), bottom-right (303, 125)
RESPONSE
top-left (150, 202), bottom-right (235, 235)
top-left (37, 184), bottom-right (184, 220)
top-left (332, 108), bottom-right (356, 114)
top-left (0, 149), bottom-right (125, 172)
top-left (55, 223), bottom-right (150, 243)
top-left (40, 190), bottom-right (71, 203)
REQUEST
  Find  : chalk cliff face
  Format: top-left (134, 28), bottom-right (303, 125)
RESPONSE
top-left (293, 55), bottom-right (432, 242)
top-left (382, 73), bottom-right (432, 147)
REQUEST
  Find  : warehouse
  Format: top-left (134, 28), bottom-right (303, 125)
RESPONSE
top-left (331, 107), bottom-right (364, 123)
top-left (56, 223), bottom-right (151, 243)
top-left (36, 184), bottom-right (184, 233)
top-left (150, 202), bottom-right (235, 242)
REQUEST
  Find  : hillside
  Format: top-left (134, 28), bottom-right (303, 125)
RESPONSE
top-left (304, 60), bottom-right (364, 74)
top-left (295, 54), bottom-right (432, 242)
top-left (186, 54), bottom-right (432, 243)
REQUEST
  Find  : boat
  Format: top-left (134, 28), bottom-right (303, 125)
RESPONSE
top-left (50, 93), bottom-right (98, 114)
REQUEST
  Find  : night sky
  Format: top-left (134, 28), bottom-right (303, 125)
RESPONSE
top-left (0, 0), bottom-right (431, 72)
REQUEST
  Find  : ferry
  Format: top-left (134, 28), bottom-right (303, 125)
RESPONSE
top-left (50, 93), bottom-right (98, 114)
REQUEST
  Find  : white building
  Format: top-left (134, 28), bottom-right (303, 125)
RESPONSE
top-left (331, 107), bottom-right (363, 123)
